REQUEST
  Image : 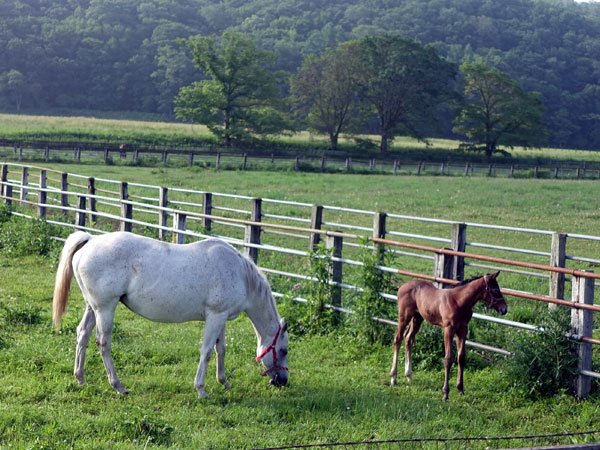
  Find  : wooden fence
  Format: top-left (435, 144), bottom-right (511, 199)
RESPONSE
top-left (1, 162), bottom-right (599, 397)
top-left (2, 140), bottom-right (600, 178)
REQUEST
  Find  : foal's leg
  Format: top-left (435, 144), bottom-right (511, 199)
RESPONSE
top-left (195, 313), bottom-right (228, 399)
top-left (455, 326), bottom-right (468, 395)
top-left (442, 326), bottom-right (456, 401)
top-left (404, 314), bottom-right (423, 382)
top-left (214, 324), bottom-right (231, 390)
top-left (74, 305), bottom-right (96, 385)
top-left (390, 315), bottom-right (412, 386)
top-left (95, 301), bottom-right (129, 394)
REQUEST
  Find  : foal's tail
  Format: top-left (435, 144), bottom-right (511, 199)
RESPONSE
top-left (52, 231), bottom-right (93, 328)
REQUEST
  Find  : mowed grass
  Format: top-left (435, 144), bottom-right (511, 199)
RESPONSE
top-left (1, 163), bottom-right (600, 448)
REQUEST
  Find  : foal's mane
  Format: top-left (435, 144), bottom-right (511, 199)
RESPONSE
top-left (455, 275), bottom-right (483, 287)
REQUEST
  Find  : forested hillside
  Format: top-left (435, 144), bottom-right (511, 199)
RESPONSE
top-left (1, 0), bottom-right (599, 149)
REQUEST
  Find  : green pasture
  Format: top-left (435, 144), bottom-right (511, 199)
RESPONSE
top-left (1, 160), bottom-right (600, 448)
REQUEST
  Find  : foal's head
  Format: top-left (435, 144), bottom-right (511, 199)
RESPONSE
top-left (481, 271), bottom-right (507, 315)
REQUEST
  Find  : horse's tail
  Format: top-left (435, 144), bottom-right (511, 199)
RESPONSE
top-left (52, 231), bottom-right (93, 328)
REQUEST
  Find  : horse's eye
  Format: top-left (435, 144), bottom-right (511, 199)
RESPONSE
top-left (280, 348), bottom-right (288, 357)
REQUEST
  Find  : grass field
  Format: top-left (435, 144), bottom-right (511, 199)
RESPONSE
top-left (1, 137), bottom-right (600, 447)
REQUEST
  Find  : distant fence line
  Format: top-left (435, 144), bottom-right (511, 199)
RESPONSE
top-left (1, 162), bottom-right (599, 397)
top-left (1, 139), bottom-right (600, 178)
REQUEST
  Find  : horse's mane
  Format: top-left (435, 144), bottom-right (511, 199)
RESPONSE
top-left (455, 275), bottom-right (483, 286)
top-left (240, 253), bottom-right (279, 317)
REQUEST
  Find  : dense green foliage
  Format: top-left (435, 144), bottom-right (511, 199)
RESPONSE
top-left (454, 62), bottom-right (548, 157)
top-left (1, 0), bottom-right (599, 150)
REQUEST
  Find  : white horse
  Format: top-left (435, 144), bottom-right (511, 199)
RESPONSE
top-left (53, 231), bottom-right (289, 398)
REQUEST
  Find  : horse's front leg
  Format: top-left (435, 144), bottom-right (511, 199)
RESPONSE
top-left (214, 324), bottom-right (231, 390)
top-left (74, 305), bottom-right (96, 386)
top-left (455, 326), bottom-right (468, 395)
top-left (195, 314), bottom-right (228, 399)
top-left (442, 327), bottom-right (455, 401)
top-left (95, 303), bottom-right (129, 394)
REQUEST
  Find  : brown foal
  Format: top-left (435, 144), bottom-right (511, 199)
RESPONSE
top-left (390, 271), bottom-right (507, 401)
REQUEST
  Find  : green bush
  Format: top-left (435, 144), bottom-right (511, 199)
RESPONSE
top-left (504, 306), bottom-right (577, 398)
top-left (0, 216), bottom-right (65, 257)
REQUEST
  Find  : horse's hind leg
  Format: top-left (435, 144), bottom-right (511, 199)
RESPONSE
top-left (95, 302), bottom-right (129, 394)
top-left (74, 305), bottom-right (96, 386)
top-left (214, 324), bottom-right (231, 390)
top-left (390, 315), bottom-right (411, 386)
top-left (404, 314), bottom-right (423, 382)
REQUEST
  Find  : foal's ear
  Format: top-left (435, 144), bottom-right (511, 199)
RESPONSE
top-left (491, 271), bottom-right (500, 279)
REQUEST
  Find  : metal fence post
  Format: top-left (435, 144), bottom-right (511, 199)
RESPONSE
top-left (244, 198), bottom-right (262, 264)
top-left (38, 170), bottom-right (47, 218)
top-left (159, 187), bottom-right (169, 239)
top-left (326, 233), bottom-right (343, 323)
top-left (120, 181), bottom-right (132, 232)
top-left (173, 212), bottom-right (187, 244)
top-left (549, 232), bottom-right (567, 308)
top-left (571, 272), bottom-right (594, 399)
top-left (451, 223), bottom-right (467, 281)
top-left (202, 192), bottom-right (212, 232)
top-left (309, 204), bottom-right (323, 251)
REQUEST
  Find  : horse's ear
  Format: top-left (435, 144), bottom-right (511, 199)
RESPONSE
top-left (282, 321), bottom-right (289, 333)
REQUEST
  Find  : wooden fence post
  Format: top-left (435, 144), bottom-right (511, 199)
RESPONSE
top-left (242, 153), bottom-right (248, 170)
top-left (326, 233), bottom-right (343, 323)
top-left (244, 198), bottom-right (262, 264)
top-left (60, 172), bottom-right (69, 214)
top-left (451, 223), bottom-right (467, 281)
top-left (393, 160), bottom-right (398, 175)
top-left (294, 156), bottom-right (299, 171)
top-left (216, 152), bottom-right (221, 169)
top-left (45, 146), bottom-right (49, 162)
top-left (309, 204), bottom-right (323, 251)
top-left (120, 181), bottom-right (132, 232)
top-left (104, 148), bottom-right (109, 164)
top-left (86, 177), bottom-right (97, 223)
top-left (0, 164), bottom-right (7, 197)
top-left (549, 232), bottom-right (567, 307)
top-left (18, 146), bottom-right (23, 161)
top-left (159, 187), bottom-right (169, 239)
top-left (38, 170), bottom-right (47, 218)
top-left (162, 151), bottom-right (167, 167)
top-left (76, 147), bottom-right (81, 163)
top-left (5, 185), bottom-right (13, 210)
top-left (202, 192), bottom-right (212, 232)
top-left (571, 272), bottom-right (595, 399)
top-left (134, 149), bottom-right (139, 164)
top-left (440, 162), bottom-right (444, 176)
top-left (433, 250), bottom-right (454, 288)
top-left (20, 167), bottom-right (28, 204)
top-left (417, 161), bottom-right (422, 175)
top-left (173, 212), bottom-right (187, 244)
top-left (189, 152), bottom-right (194, 167)
top-left (373, 212), bottom-right (387, 262)
top-left (320, 156), bottom-right (326, 172)
top-left (345, 158), bottom-right (351, 172)
top-left (76, 195), bottom-right (87, 230)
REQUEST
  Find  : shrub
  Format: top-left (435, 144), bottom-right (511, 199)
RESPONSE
top-left (504, 306), bottom-right (577, 398)
top-left (0, 216), bottom-right (65, 257)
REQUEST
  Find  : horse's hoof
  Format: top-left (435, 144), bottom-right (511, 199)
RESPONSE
top-left (390, 378), bottom-right (396, 387)
top-left (197, 391), bottom-right (209, 399)
top-left (223, 382), bottom-right (232, 390)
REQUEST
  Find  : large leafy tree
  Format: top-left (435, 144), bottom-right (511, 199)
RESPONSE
top-left (356, 34), bottom-right (457, 153)
top-left (290, 43), bottom-right (364, 151)
top-left (175, 31), bottom-right (291, 146)
top-left (453, 62), bottom-right (547, 158)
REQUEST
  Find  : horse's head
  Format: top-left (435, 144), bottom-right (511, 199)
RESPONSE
top-left (256, 319), bottom-right (289, 387)
top-left (483, 271), bottom-right (507, 315)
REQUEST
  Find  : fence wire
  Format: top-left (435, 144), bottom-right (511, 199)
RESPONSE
top-left (251, 430), bottom-right (600, 450)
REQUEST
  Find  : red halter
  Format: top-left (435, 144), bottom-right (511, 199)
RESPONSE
top-left (255, 325), bottom-right (288, 376)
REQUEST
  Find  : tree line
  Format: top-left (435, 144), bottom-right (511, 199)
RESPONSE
top-left (175, 32), bottom-right (546, 157)
top-left (0, 0), bottom-right (598, 150)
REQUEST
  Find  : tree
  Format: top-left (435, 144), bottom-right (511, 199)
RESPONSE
top-left (356, 34), bottom-right (457, 153)
top-left (453, 62), bottom-right (548, 158)
top-left (175, 32), bottom-right (291, 146)
top-left (290, 43), bottom-right (364, 151)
